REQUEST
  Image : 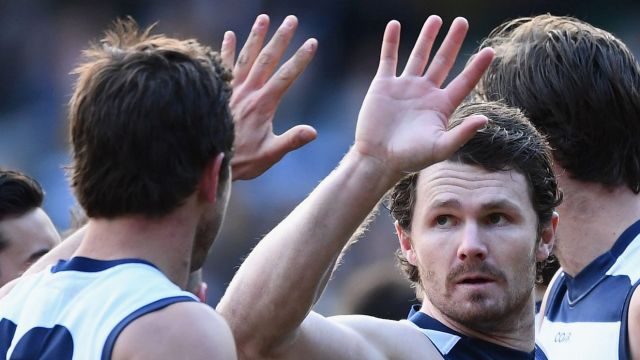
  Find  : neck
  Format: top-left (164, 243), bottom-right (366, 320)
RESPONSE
top-left (75, 202), bottom-right (200, 288)
top-left (420, 295), bottom-right (535, 352)
top-left (554, 176), bottom-right (640, 276)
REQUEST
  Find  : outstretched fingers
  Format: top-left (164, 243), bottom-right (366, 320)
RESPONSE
top-left (376, 20), bottom-right (401, 77)
top-left (234, 14), bottom-right (270, 84)
top-left (435, 46), bottom-right (494, 156)
top-left (444, 47), bottom-right (495, 106)
top-left (401, 15), bottom-right (442, 76)
top-left (261, 38), bottom-right (318, 105)
top-left (424, 17), bottom-right (469, 87)
top-left (245, 15), bottom-right (299, 88)
top-left (221, 31), bottom-right (237, 70)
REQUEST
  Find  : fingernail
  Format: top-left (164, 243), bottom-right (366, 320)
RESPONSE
top-left (255, 14), bottom-right (267, 28)
top-left (306, 39), bottom-right (317, 51)
top-left (284, 15), bottom-right (296, 28)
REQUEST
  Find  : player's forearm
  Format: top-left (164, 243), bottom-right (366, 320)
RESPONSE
top-left (218, 148), bottom-right (401, 355)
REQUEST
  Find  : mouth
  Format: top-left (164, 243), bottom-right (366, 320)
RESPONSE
top-left (456, 275), bottom-right (496, 285)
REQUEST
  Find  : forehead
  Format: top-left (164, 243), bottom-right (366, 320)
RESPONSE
top-left (0, 208), bottom-right (59, 250)
top-left (415, 161), bottom-right (533, 212)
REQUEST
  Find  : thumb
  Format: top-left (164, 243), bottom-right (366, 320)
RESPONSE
top-left (436, 115), bottom-right (487, 159)
top-left (276, 125), bottom-right (317, 154)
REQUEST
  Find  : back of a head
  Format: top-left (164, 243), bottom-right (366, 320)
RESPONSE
top-left (0, 169), bottom-right (44, 250)
top-left (476, 14), bottom-right (640, 192)
top-left (69, 18), bottom-right (235, 219)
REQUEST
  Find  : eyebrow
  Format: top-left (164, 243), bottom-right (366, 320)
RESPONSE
top-left (27, 248), bottom-right (51, 263)
top-left (480, 199), bottom-right (522, 213)
top-left (430, 199), bottom-right (462, 209)
top-left (429, 198), bottom-right (522, 212)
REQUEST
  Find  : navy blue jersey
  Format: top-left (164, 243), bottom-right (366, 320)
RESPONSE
top-left (407, 305), bottom-right (545, 360)
top-left (538, 219), bottom-right (640, 359)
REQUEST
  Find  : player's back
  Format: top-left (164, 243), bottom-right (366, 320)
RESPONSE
top-left (0, 256), bottom-right (197, 359)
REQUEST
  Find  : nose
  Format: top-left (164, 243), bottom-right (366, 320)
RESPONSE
top-left (456, 221), bottom-right (488, 261)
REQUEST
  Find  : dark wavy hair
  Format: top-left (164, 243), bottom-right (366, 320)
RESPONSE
top-left (475, 14), bottom-right (640, 192)
top-left (69, 18), bottom-right (234, 218)
top-left (388, 101), bottom-right (563, 287)
top-left (0, 169), bottom-right (45, 250)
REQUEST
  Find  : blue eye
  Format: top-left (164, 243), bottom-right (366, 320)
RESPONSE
top-left (488, 213), bottom-right (507, 225)
top-left (435, 215), bottom-right (452, 226)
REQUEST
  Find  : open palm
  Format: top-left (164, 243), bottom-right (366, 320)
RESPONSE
top-left (221, 15), bottom-right (318, 180)
top-left (355, 16), bottom-right (494, 174)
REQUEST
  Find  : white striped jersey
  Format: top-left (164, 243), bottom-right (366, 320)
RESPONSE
top-left (0, 257), bottom-right (197, 359)
top-left (537, 219), bottom-right (640, 360)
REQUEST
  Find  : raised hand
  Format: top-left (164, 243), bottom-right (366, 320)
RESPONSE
top-left (221, 14), bottom-right (318, 180)
top-left (354, 16), bottom-right (494, 174)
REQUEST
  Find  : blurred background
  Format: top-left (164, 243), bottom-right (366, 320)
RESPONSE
top-left (1, 0), bottom-right (639, 316)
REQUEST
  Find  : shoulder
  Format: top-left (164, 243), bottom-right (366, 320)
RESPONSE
top-left (537, 268), bottom-right (564, 330)
top-left (0, 278), bottom-right (20, 301)
top-left (246, 312), bottom-right (442, 360)
top-left (328, 314), bottom-right (443, 359)
top-left (112, 301), bottom-right (236, 360)
top-left (0, 269), bottom-right (51, 306)
top-left (628, 285), bottom-right (640, 359)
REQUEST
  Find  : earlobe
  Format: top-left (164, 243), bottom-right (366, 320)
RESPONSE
top-left (200, 153), bottom-right (225, 204)
top-left (395, 221), bottom-right (417, 265)
top-left (536, 212), bottom-right (559, 262)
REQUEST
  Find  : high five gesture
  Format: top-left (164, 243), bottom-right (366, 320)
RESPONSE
top-left (355, 16), bottom-right (494, 176)
top-left (219, 17), bottom-right (494, 360)
top-left (222, 15), bottom-right (318, 180)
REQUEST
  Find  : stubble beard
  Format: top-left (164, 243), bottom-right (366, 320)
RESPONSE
top-left (423, 257), bottom-right (536, 332)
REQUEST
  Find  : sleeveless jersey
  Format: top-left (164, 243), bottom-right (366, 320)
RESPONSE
top-left (405, 305), bottom-right (546, 360)
top-left (537, 219), bottom-right (640, 360)
top-left (0, 256), bottom-right (197, 360)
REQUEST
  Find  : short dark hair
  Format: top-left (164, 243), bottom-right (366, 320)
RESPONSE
top-left (0, 169), bottom-right (45, 250)
top-left (389, 101), bottom-right (563, 286)
top-left (69, 18), bottom-right (234, 218)
top-left (475, 14), bottom-right (640, 192)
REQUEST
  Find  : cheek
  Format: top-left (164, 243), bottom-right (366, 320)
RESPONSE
top-left (495, 226), bottom-right (537, 253)
top-left (483, 229), bottom-right (538, 271)
top-left (413, 237), bottom-right (452, 280)
top-left (499, 241), bottom-right (538, 280)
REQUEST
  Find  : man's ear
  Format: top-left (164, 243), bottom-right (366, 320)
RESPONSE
top-left (199, 153), bottom-right (225, 204)
top-left (195, 281), bottom-right (208, 303)
top-left (396, 221), bottom-right (417, 265)
top-left (536, 211), bottom-right (559, 262)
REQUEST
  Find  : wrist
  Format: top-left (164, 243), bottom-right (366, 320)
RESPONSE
top-left (342, 147), bottom-right (405, 194)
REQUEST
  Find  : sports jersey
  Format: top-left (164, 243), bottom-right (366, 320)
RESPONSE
top-left (538, 219), bottom-right (640, 360)
top-left (405, 305), bottom-right (546, 359)
top-left (0, 256), bottom-right (197, 359)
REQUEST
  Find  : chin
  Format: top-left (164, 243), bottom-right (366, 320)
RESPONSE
top-left (456, 293), bottom-right (530, 330)
top-left (437, 292), bottom-right (504, 323)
